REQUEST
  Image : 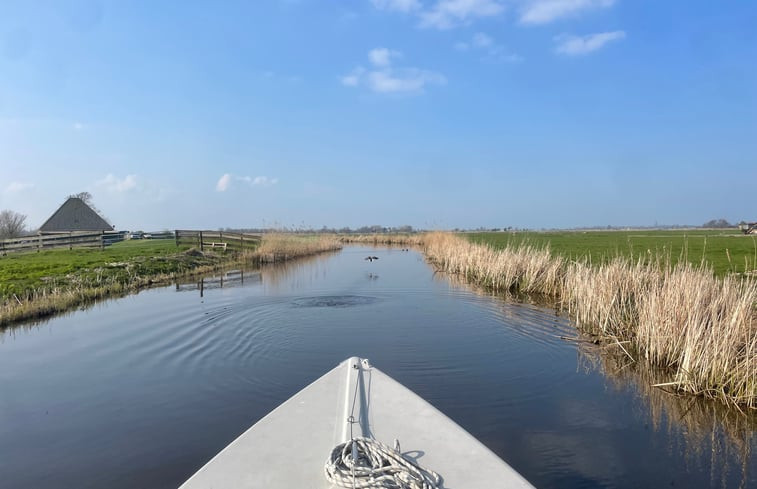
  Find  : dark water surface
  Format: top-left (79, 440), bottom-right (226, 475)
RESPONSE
top-left (1, 246), bottom-right (755, 488)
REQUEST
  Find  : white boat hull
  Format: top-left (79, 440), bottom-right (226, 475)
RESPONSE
top-left (180, 357), bottom-right (535, 488)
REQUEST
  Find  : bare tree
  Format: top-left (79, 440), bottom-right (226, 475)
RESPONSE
top-left (0, 210), bottom-right (27, 239)
top-left (68, 191), bottom-right (93, 205)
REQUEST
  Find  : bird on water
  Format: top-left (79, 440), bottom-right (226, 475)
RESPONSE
top-left (364, 256), bottom-right (379, 262)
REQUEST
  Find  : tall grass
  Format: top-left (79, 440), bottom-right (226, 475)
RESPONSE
top-left (338, 234), bottom-right (424, 246)
top-left (243, 234), bottom-right (342, 263)
top-left (423, 232), bottom-right (757, 408)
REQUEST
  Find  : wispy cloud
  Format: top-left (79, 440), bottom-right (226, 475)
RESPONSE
top-left (341, 48), bottom-right (446, 94)
top-left (216, 173), bottom-right (232, 192)
top-left (420, 0), bottom-right (505, 29)
top-left (455, 32), bottom-right (521, 62)
top-left (519, 0), bottom-right (616, 25)
top-left (369, 47), bottom-right (401, 67)
top-left (5, 181), bottom-right (35, 193)
top-left (371, 0), bottom-right (422, 12)
top-left (240, 176), bottom-right (279, 187)
top-left (217, 173), bottom-right (279, 192)
top-left (96, 174), bottom-right (138, 193)
top-left (555, 30), bottom-right (625, 55)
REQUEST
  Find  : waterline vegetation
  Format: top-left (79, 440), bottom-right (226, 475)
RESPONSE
top-left (422, 232), bottom-right (757, 409)
top-left (0, 234), bottom-right (342, 327)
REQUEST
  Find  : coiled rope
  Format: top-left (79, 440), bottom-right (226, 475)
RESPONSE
top-left (324, 436), bottom-right (442, 489)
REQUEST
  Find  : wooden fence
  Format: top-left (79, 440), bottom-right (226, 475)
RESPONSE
top-left (174, 230), bottom-right (262, 252)
top-left (0, 231), bottom-right (120, 256)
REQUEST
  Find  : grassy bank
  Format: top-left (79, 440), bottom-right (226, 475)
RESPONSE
top-left (424, 232), bottom-right (757, 409)
top-left (0, 234), bottom-right (342, 327)
top-left (466, 230), bottom-right (757, 277)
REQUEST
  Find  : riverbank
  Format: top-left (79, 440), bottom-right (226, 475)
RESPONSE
top-left (466, 230), bottom-right (757, 278)
top-left (423, 232), bottom-right (757, 409)
top-left (0, 234), bottom-right (342, 327)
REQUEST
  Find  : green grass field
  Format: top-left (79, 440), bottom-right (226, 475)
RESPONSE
top-left (0, 239), bottom-right (200, 299)
top-left (465, 230), bottom-right (757, 277)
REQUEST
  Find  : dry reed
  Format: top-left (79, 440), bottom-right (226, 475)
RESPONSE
top-left (338, 234), bottom-right (425, 246)
top-left (242, 233), bottom-right (342, 263)
top-left (423, 232), bottom-right (757, 408)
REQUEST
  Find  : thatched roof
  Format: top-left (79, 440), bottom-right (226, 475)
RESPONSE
top-left (39, 197), bottom-right (114, 233)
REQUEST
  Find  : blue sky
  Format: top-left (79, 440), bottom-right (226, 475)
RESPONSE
top-left (1, 0), bottom-right (755, 231)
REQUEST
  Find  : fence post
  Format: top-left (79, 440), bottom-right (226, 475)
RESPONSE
top-left (199, 231), bottom-right (204, 252)
top-left (38, 234), bottom-right (41, 253)
top-left (100, 231), bottom-right (104, 250)
top-left (175, 230), bottom-right (179, 247)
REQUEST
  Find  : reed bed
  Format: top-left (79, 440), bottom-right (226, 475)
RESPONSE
top-left (338, 234), bottom-right (425, 246)
top-left (423, 232), bottom-right (757, 408)
top-left (243, 233), bottom-right (342, 263)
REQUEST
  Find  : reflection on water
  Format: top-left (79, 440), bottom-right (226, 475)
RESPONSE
top-left (0, 245), bottom-right (754, 489)
top-left (444, 269), bottom-right (757, 489)
top-left (579, 347), bottom-right (756, 489)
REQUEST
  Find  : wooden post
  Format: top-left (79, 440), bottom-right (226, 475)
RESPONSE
top-left (101, 231), bottom-right (105, 250)
top-left (199, 231), bottom-right (204, 252)
top-left (175, 230), bottom-right (179, 247)
top-left (38, 234), bottom-right (41, 253)
top-left (70, 232), bottom-right (73, 250)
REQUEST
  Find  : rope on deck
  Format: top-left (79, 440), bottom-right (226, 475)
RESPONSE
top-left (324, 436), bottom-right (442, 489)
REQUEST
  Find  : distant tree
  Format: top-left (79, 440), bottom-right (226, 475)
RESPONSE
top-left (0, 210), bottom-right (27, 239)
top-left (67, 191), bottom-right (109, 223)
top-left (69, 191), bottom-right (94, 205)
top-left (703, 218), bottom-right (732, 228)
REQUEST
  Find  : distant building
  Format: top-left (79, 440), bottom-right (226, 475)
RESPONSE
top-left (39, 197), bottom-right (114, 234)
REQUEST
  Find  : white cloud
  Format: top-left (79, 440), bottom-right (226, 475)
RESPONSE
top-left (342, 49), bottom-right (446, 94)
top-left (241, 176), bottom-right (279, 187)
top-left (216, 173), bottom-right (232, 192)
top-left (369, 48), bottom-right (401, 67)
top-left (371, 0), bottom-right (422, 12)
top-left (456, 32), bottom-right (522, 62)
top-left (419, 0), bottom-right (505, 29)
top-left (97, 174), bottom-right (138, 193)
top-left (218, 173), bottom-right (279, 191)
top-left (367, 68), bottom-right (447, 93)
top-left (519, 0), bottom-right (615, 25)
top-left (555, 30), bottom-right (625, 55)
top-left (5, 181), bottom-right (34, 193)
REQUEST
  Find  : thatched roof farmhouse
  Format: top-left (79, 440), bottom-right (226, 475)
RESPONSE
top-left (39, 197), bottom-right (114, 234)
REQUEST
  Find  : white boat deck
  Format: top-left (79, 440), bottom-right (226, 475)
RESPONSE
top-left (179, 357), bottom-right (535, 488)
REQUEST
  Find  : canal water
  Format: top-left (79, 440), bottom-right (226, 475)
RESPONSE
top-left (0, 246), bottom-right (754, 488)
